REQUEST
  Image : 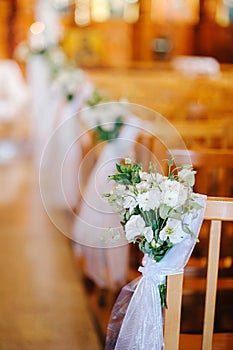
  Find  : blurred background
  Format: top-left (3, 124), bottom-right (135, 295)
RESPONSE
top-left (0, 1), bottom-right (232, 349)
top-left (1, 0), bottom-right (233, 66)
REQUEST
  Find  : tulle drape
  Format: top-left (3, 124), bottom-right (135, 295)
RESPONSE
top-left (105, 194), bottom-right (206, 349)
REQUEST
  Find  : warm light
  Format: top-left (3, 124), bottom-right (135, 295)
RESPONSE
top-left (30, 21), bottom-right (45, 35)
top-left (124, 1), bottom-right (139, 23)
top-left (108, 0), bottom-right (124, 17)
top-left (91, 0), bottom-right (110, 22)
top-left (216, 1), bottom-right (230, 26)
top-left (75, 0), bottom-right (91, 26)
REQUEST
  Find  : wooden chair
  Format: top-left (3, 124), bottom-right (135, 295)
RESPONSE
top-left (164, 197), bottom-right (233, 350)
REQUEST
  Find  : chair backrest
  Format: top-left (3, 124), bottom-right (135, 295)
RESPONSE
top-left (163, 197), bottom-right (233, 350)
top-left (168, 148), bottom-right (233, 197)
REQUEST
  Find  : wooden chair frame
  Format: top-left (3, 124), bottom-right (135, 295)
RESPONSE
top-left (164, 197), bottom-right (233, 350)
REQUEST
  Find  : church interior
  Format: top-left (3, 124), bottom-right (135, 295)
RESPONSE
top-left (0, 1), bottom-right (232, 349)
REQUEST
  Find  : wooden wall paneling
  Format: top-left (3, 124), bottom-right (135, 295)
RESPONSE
top-left (0, 0), bottom-right (11, 58)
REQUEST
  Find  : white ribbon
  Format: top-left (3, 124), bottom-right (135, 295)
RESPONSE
top-left (105, 194), bottom-right (206, 350)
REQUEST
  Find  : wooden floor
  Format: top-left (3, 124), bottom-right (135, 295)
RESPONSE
top-left (0, 149), bottom-right (102, 349)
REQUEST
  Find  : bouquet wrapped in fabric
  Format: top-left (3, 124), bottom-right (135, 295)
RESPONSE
top-left (104, 157), bottom-right (206, 350)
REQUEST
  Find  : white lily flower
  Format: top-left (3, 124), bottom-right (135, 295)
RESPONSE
top-left (178, 168), bottom-right (196, 187)
top-left (159, 218), bottom-right (187, 244)
top-left (137, 188), bottom-right (161, 211)
top-left (161, 179), bottom-right (188, 208)
top-left (125, 215), bottom-right (146, 241)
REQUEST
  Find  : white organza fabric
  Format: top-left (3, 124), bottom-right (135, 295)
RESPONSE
top-left (27, 54), bottom-right (94, 208)
top-left (47, 81), bottom-right (94, 209)
top-left (72, 117), bottom-right (142, 289)
top-left (26, 55), bottom-right (59, 165)
top-left (105, 194), bottom-right (206, 350)
top-left (27, 54), bottom-right (94, 172)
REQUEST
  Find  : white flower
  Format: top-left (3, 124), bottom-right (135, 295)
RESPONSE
top-left (137, 188), bottom-right (161, 211)
top-left (115, 184), bottom-right (126, 194)
top-left (125, 215), bottom-right (153, 242)
top-left (125, 157), bottom-right (132, 165)
top-left (125, 215), bottom-right (146, 241)
top-left (108, 185), bottom-right (126, 211)
top-left (123, 191), bottom-right (137, 213)
top-left (178, 168), bottom-right (195, 187)
top-left (136, 180), bottom-right (150, 192)
top-left (139, 171), bottom-right (151, 181)
top-left (161, 179), bottom-right (188, 207)
top-left (139, 171), bottom-right (164, 184)
top-left (159, 218), bottom-right (187, 244)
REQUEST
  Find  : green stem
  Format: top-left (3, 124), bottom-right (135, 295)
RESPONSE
top-left (159, 282), bottom-right (167, 309)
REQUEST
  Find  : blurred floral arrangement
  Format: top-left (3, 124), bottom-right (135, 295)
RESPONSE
top-left (80, 90), bottom-right (128, 142)
top-left (51, 64), bottom-right (87, 101)
top-left (15, 38), bottom-right (87, 102)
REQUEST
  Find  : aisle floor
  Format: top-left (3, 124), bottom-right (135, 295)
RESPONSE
top-left (0, 154), bottom-right (102, 350)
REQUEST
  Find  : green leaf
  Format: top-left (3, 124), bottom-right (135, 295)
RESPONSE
top-left (87, 90), bottom-right (104, 107)
top-left (131, 172), bottom-right (141, 184)
top-left (189, 202), bottom-right (203, 211)
top-left (119, 164), bottom-right (129, 173)
top-left (168, 157), bottom-right (174, 167)
top-left (168, 209), bottom-right (182, 220)
top-left (182, 223), bottom-right (192, 234)
top-left (159, 204), bottom-right (171, 219)
top-left (93, 116), bottom-right (123, 142)
top-left (116, 163), bottom-right (122, 173)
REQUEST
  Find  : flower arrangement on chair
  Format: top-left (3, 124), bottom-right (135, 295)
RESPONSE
top-left (104, 157), bottom-right (206, 350)
top-left (15, 38), bottom-right (87, 102)
top-left (80, 90), bottom-right (127, 142)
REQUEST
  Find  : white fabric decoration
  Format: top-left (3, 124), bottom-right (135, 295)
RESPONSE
top-left (105, 194), bottom-right (206, 349)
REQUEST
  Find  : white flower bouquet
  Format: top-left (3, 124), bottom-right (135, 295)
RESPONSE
top-left (104, 157), bottom-right (206, 349)
top-left (105, 157), bottom-right (203, 306)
